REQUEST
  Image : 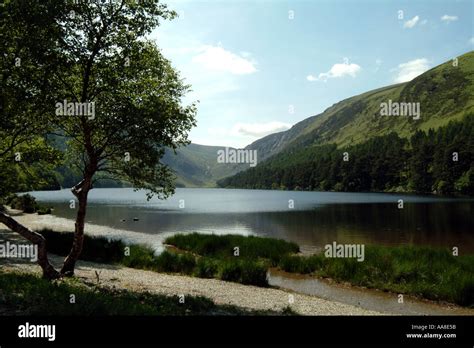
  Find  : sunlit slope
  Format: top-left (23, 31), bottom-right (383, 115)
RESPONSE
top-left (246, 51), bottom-right (474, 155)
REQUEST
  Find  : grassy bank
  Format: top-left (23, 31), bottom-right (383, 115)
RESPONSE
top-left (36, 229), bottom-right (474, 306)
top-left (165, 233), bottom-right (299, 263)
top-left (0, 271), bottom-right (291, 315)
top-left (38, 230), bottom-right (298, 287)
top-left (278, 246), bottom-right (474, 307)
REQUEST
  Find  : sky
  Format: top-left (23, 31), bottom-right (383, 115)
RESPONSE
top-left (150, 0), bottom-right (474, 148)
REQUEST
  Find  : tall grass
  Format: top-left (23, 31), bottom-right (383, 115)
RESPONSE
top-left (39, 229), bottom-right (133, 263)
top-left (278, 245), bottom-right (474, 306)
top-left (37, 229), bottom-right (473, 306)
top-left (162, 233), bottom-right (301, 286)
top-left (165, 233), bottom-right (299, 263)
top-left (37, 230), bottom-right (278, 286)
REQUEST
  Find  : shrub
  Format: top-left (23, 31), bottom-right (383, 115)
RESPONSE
top-left (37, 207), bottom-right (52, 215)
top-left (9, 194), bottom-right (38, 213)
top-left (121, 245), bottom-right (156, 269)
top-left (219, 259), bottom-right (268, 287)
top-left (38, 229), bottom-right (127, 263)
top-left (195, 258), bottom-right (218, 278)
top-left (153, 251), bottom-right (196, 275)
top-left (278, 255), bottom-right (322, 274)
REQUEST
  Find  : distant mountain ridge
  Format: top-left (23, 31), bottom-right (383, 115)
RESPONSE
top-left (162, 143), bottom-right (242, 187)
top-left (216, 51), bottom-right (474, 195)
top-left (167, 51), bottom-right (473, 187)
top-left (242, 51), bottom-right (474, 159)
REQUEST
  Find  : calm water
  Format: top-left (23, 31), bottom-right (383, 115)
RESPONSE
top-left (30, 188), bottom-right (474, 253)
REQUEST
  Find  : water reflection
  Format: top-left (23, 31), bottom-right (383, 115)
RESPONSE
top-left (36, 195), bottom-right (474, 253)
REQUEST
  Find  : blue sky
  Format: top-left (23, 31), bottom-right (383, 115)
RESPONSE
top-left (151, 0), bottom-right (473, 148)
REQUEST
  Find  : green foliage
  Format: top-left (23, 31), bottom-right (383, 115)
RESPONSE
top-left (0, 1), bottom-right (65, 198)
top-left (38, 229), bottom-right (129, 264)
top-left (0, 140), bottom-right (62, 198)
top-left (8, 194), bottom-right (39, 213)
top-left (165, 233), bottom-right (300, 263)
top-left (277, 245), bottom-right (474, 306)
top-left (4, 193), bottom-right (52, 214)
top-left (36, 230), bottom-right (474, 304)
top-left (454, 168), bottom-right (474, 195)
top-left (152, 251), bottom-right (196, 274)
top-left (120, 245), bottom-right (156, 269)
top-left (195, 257), bottom-right (219, 278)
top-left (24, 1), bottom-right (197, 199)
top-left (279, 255), bottom-right (323, 274)
top-left (219, 259), bottom-right (268, 287)
top-left (38, 230), bottom-right (273, 286)
top-left (37, 207), bottom-right (53, 215)
top-left (163, 233), bottom-right (300, 286)
top-left (1, 0), bottom-right (198, 195)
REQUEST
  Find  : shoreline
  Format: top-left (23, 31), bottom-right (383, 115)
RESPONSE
top-left (11, 211), bottom-right (170, 254)
top-left (1, 252), bottom-right (380, 316)
top-left (268, 268), bottom-right (474, 316)
top-left (1, 211), bottom-right (473, 315)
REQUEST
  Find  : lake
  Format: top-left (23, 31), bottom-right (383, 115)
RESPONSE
top-left (29, 188), bottom-right (474, 253)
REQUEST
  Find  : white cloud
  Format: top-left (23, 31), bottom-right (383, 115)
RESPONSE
top-left (404, 15), bottom-right (420, 28)
top-left (394, 58), bottom-right (430, 83)
top-left (192, 45), bottom-right (257, 75)
top-left (441, 15), bottom-right (458, 23)
top-left (231, 121), bottom-right (292, 137)
top-left (308, 60), bottom-right (361, 82)
top-left (470, 37), bottom-right (474, 45)
top-left (374, 59), bottom-right (382, 72)
top-left (151, 31), bottom-right (257, 100)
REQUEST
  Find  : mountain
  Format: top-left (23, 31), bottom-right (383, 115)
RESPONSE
top-left (52, 52), bottom-right (474, 190)
top-left (51, 141), bottom-right (243, 188)
top-left (244, 51), bottom-right (474, 159)
top-left (162, 143), bottom-right (242, 187)
top-left (219, 51), bottom-right (474, 195)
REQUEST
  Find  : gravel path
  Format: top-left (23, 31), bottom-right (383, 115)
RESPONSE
top-left (3, 257), bottom-right (381, 316)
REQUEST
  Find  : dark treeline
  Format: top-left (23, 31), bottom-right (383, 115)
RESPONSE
top-left (218, 114), bottom-right (474, 195)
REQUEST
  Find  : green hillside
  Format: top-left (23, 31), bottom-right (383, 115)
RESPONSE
top-left (245, 51), bottom-right (474, 157)
top-left (219, 52), bottom-right (474, 195)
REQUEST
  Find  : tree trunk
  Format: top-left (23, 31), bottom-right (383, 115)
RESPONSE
top-left (0, 210), bottom-right (60, 280)
top-left (60, 178), bottom-right (91, 276)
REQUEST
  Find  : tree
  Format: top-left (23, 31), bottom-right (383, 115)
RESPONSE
top-left (0, 0), bottom-right (67, 279)
top-left (39, 1), bottom-right (197, 275)
top-left (1, 0), bottom-right (196, 277)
